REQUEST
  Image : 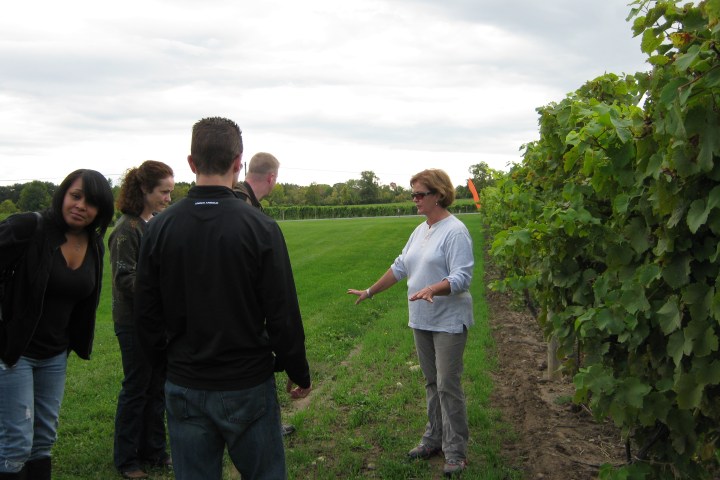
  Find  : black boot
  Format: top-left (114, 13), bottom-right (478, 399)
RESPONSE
top-left (25, 457), bottom-right (50, 480)
top-left (0, 467), bottom-right (27, 480)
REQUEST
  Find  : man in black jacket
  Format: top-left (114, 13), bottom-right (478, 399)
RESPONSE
top-left (234, 151), bottom-right (279, 209)
top-left (134, 117), bottom-right (311, 480)
top-left (233, 151), bottom-right (297, 437)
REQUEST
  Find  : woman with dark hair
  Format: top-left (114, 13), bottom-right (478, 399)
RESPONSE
top-left (110, 160), bottom-right (174, 479)
top-left (348, 168), bottom-right (474, 478)
top-left (0, 169), bottom-right (114, 480)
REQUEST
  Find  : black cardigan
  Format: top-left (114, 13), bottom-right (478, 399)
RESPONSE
top-left (0, 211), bottom-right (104, 366)
top-left (135, 186), bottom-right (311, 391)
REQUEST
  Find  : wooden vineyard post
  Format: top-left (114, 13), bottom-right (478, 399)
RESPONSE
top-left (547, 335), bottom-right (560, 380)
top-left (546, 310), bottom-right (560, 380)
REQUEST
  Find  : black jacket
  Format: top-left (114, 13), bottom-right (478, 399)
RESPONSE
top-left (233, 181), bottom-right (262, 209)
top-left (0, 211), bottom-right (104, 367)
top-left (109, 214), bottom-right (146, 327)
top-left (134, 185), bottom-right (311, 391)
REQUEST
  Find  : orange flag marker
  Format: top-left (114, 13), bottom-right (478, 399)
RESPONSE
top-left (467, 178), bottom-right (481, 210)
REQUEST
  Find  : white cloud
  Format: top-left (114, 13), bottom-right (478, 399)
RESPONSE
top-left (0, 0), bottom-right (648, 188)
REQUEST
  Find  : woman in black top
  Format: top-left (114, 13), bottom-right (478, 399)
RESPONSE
top-left (0, 169), bottom-right (114, 480)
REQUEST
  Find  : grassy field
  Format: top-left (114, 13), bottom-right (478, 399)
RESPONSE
top-left (53, 213), bottom-right (519, 479)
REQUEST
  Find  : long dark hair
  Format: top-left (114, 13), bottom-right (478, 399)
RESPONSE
top-left (51, 169), bottom-right (115, 236)
top-left (116, 161), bottom-right (174, 216)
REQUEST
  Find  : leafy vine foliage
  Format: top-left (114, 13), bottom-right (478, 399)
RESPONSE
top-left (482, 1), bottom-right (720, 478)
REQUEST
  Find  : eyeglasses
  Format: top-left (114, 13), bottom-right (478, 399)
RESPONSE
top-left (410, 191), bottom-right (434, 200)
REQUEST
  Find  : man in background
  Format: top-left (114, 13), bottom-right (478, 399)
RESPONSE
top-left (134, 117), bottom-right (311, 480)
top-left (234, 151), bottom-right (279, 209)
top-left (234, 151), bottom-right (297, 437)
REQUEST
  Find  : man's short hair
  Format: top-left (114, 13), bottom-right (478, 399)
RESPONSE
top-left (190, 117), bottom-right (243, 175)
top-left (248, 152), bottom-right (279, 175)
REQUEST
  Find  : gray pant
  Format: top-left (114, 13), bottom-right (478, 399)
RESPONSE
top-left (413, 327), bottom-right (469, 461)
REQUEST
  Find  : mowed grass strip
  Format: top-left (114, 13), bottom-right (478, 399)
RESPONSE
top-left (54, 214), bottom-right (520, 479)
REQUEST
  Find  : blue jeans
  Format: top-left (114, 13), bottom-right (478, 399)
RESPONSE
top-left (413, 328), bottom-right (469, 461)
top-left (0, 353), bottom-right (67, 473)
top-left (165, 376), bottom-right (286, 480)
top-left (113, 324), bottom-right (168, 472)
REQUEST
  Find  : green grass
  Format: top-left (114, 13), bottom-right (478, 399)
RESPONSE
top-left (53, 214), bottom-right (521, 479)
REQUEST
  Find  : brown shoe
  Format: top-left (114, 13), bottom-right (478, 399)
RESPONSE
top-left (407, 443), bottom-right (441, 460)
top-left (121, 470), bottom-right (149, 479)
top-left (443, 458), bottom-right (467, 477)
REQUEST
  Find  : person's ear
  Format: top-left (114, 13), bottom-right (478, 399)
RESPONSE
top-left (187, 155), bottom-right (197, 174)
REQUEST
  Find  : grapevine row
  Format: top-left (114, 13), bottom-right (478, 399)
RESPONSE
top-left (482, 1), bottom-right (720, 478)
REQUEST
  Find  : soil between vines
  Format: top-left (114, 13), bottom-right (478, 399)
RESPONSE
top-left (486, 261), bottom-right (626, 479)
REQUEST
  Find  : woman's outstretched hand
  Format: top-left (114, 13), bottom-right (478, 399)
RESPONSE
top-left (347, 288), bottom-right (371, 305)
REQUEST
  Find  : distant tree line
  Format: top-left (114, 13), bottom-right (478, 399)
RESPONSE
top-left (262, 164), bottom-right (503, 208)
top-left (0, 163), bottom-right (503, 214)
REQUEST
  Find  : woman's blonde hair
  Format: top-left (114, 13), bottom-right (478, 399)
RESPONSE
top-left (410, 169), bottom-right (455, 208)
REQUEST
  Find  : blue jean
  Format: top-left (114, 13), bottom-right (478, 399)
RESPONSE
top-left (165, 376), bottom-right (286, 480)
top-left (113, 324), bottom-right (168, 472)
top-left (0, 352), bottom-right (67, 473)
top-left (413, 327), bottom-right (469, 461)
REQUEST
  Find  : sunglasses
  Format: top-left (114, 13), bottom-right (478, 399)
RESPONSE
top-left (410, 191), bottom-right (434, 200)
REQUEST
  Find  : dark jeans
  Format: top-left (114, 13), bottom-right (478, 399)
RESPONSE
top-left (113, 324), bottom-right (168, 472)
top-left (165, 376), bottom-right (286, 480)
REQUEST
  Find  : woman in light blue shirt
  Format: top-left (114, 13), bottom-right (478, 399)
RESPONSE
top-left (348, 168), bottom-right (474, 478)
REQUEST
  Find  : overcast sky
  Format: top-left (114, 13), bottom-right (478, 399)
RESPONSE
top-left (0, 0), bottom-right (648, 189)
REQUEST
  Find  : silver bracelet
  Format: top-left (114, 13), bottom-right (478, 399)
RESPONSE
top-left (366, 288), bottom-right (373, 299)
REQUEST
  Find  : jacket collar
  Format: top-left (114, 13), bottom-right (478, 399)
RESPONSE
top-left (188, 185), bottom-right (236, 198)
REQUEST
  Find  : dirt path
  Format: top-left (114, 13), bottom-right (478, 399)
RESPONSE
top-left (486, 262), bottom-right (627, 479)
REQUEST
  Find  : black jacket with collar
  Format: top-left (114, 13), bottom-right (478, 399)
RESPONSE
top-left (0, 211), bottom-right (104, 367)
top-left (134, 185), bottom-right (311, 390)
